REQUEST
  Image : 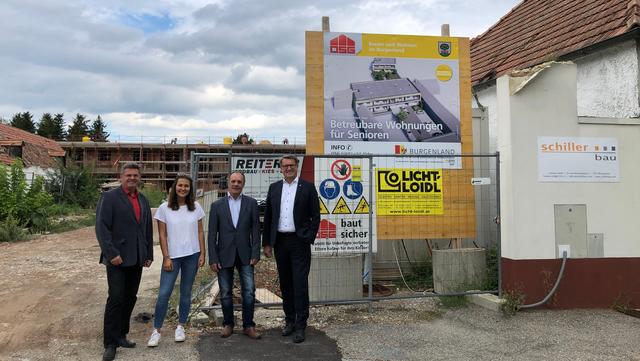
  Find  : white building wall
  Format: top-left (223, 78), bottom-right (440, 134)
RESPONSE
top-left (575, 40), bottom-right (640, 118)
top-left (473, 40), bottom-right (640, 153)
top-left (497, 63), bottom-right (640, 260)
top-left (474, 86), bottom-right (498, 152)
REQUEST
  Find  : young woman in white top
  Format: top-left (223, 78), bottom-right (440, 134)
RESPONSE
top-left (147, 174), bottom-right (205, 347)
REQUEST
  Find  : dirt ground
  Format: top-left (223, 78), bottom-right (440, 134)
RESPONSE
top-left (0, 224), bottom-right (202, 360)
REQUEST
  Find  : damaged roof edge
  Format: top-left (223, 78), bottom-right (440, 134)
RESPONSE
top-left (508, 61), bottom-right (573, 95)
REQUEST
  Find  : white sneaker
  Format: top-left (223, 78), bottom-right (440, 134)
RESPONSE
top-left (147, 329), bottom-right (161, 347)
top-left (175, 325), bottom-right (186, 342)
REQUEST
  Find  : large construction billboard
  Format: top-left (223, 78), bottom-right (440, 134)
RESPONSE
top-left (306, 30), bottom-right (475, 240)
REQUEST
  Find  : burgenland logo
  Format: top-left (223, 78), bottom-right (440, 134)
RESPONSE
top-left (438, 41), bottom-right (451, 57)
top-left (330, 34), bottom-right (356, 54)
top-left (394, 145), bottom-right (407, 154)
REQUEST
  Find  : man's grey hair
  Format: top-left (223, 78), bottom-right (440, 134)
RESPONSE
top-left (121, 162), bottom-right (141, 174)
top-left (280, 155), bottom-right (299, 166)
top-left (229, 170), bottom-right (246, 183)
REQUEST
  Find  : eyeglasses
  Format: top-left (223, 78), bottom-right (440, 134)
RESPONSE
top-left (281, 164), bottom-right (297, 169)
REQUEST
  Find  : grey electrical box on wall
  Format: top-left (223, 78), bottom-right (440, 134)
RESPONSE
top-left (554, 204), bottom-right (587, 258)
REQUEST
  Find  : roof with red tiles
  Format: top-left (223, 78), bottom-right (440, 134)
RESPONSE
top-left (0, 151), bottom-right (13, 166)
top-left (471, 0), bottom-right (640, 86)
top-left (0, 123), bottom-right (65, 157)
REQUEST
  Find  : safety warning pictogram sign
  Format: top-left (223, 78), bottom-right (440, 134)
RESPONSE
top-left (313, 157), bottom-right (377, 255)
top-left (331, 196), bottom-right (351, 214)
top-left (353, 197), bottom-right (370, 214)
top-left (318, 197), bottom-right (329, 214)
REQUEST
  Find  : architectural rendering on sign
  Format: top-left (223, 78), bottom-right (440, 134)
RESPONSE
top-left (323, 32), bottom-right (462, 156)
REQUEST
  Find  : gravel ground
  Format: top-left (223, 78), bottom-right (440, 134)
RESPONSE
top-left (3, 227), bottom-right (640, 361)
top-left (313, 299), bottom-right (640, 361)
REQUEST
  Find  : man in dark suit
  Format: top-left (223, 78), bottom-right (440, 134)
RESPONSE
top-left (263, 155), bottom-right (320, 343)
top-left (208, 171), bottom-right (261, 339)
top-left (95, 162), bottom-right (153, 361)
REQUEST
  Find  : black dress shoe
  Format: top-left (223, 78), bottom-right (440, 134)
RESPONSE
top-left (102, 346), bottom-right (116, 361)
top-left (292, 329), bottom-right (305, 343)
top-left (281, 323), bottom-right (295, 337)
top-left (118, 338), bottom-right (136, 348)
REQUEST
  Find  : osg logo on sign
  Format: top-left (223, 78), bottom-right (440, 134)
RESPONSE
top-left (377, 169), bottom-right (442, 193)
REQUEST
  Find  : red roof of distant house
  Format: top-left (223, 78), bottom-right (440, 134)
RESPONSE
top-left (471, 0), bottom-right (640, 85)
top-left (0, 123), bottom-right (65, 157)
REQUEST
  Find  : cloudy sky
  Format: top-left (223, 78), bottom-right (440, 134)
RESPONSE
top-left (0, 0), bottom-right (519, 143)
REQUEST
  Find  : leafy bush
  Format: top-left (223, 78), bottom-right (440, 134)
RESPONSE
top-left (45, 161), bottom-right (100, 208)
top-left (0, 160), bottom-right (54, 228)
top-left (500, 287), bottom-right (525, 318)
top-left (483, 245), bottom-right (499, 290)
top-left (0, 216), bottom-right (29, 242)
top-left (141, 184), bottom-right (166, 208)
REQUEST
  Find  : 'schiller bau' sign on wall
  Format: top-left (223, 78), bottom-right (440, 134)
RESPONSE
top-left (537, 136), bottom-right (619, 182)
top-left (313, 157), bottom-right (376, 254)
top-left (323, 32), bottom-right (462, 160)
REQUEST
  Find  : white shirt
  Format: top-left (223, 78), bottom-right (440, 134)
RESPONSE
top-left (278, 177), bottom-right (298, 232)
top-left (154, 201), bottom-right (205, 259)
top-left (227, 192), bottom-right (242, 228)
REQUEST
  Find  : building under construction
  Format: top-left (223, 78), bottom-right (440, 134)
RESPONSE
top-left (59, 141), bottom-right (305, 191)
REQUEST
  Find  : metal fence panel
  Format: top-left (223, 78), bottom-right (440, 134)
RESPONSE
top-left (192, 152), bottom-right (500, 310)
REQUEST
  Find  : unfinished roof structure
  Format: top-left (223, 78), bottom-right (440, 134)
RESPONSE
top-left (471, 0), bottom-right (640, 86)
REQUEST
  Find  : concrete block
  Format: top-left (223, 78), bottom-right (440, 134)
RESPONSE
top-left (467, 293), bottom-right (505, 312)
top-left (309, 254), bottom-right (362, 301)
top-left (433, 248), bottom-right (487, 293)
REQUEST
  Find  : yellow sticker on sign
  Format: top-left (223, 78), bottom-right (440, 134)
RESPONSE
top-left (352, 165), bottom-right (361, 182)
top-left (319, 197), bottom-right (329, 215)
top-left (353, 197), bottom-right (370, 214)
top-left (331, 196), bottom-right (352, 214)
top-left (376, 168), bottom-right (443, 215)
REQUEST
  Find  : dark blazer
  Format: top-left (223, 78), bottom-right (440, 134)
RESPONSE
top-left (208, 194), bottom-right (261, 268)
top-left (95, 187), bottom-right (153, 267)
top-left (262, 178), bottom-right (320, 246)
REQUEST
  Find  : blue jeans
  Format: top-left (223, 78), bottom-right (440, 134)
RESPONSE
top-left (218, 257), bottom-right (256, 329)
top-left (153, 252), bottom-right (200, 329)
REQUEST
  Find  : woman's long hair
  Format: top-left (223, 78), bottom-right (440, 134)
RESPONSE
top-left (167, 173), bottom-right (195, 211)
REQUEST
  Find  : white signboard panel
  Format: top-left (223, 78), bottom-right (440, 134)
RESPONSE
top-left (313, 157), bottom-right (376, 255)
top-left (538, 137), bottom-right (619, 182)
top-left (231, 156), bottom-right (304, 200)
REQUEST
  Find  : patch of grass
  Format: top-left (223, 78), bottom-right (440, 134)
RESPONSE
top-left (412, 308), bottom-right (443, 321)
top-left (500, 287), bottom-right (525, 318)
top-left (48, 211), bottom-right (96, 233)
top-left (438, 294), bottom-right (469, 309)
top-left (395, 257), bottom-right (433, 291)
top-left (0, 216), bottom-right (29, 242)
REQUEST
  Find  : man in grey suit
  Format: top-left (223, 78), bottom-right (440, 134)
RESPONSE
top-left (96, 162), bottom-right (153, 361)
top-left (208, 171), bottom-right (261, 339)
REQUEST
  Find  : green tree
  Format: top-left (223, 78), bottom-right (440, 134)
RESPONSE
top-left (39, 113), bottom-right (67, 141)
top-left (36, 113), bottom-right (56, 139)
top-left (67, 113), bottom-right (89, 141)
top-left (10, 112), bottom-right (36, 133)
top-left (45, 161), bottom-right (100, 208)
top-left (232, 133), bottom-right (254, 144)
top-left (89, 115), bottom-right (109, 142)
top-left (52, 113), bottom-right (67, 141)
